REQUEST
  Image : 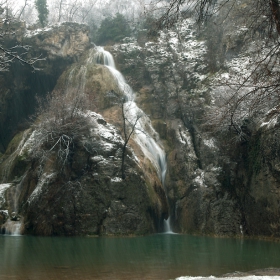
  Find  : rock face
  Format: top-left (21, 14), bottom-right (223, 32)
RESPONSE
top-left (0, 21), bottom-right (90, 153)
top-left (54, 49), bottom-right (122, 111)
top-left (233, 117), bottom-right (280, 238)
top-left (0, 23), bottom-right (168, 235)
top-left (25, 23), bottom-right (90, 59)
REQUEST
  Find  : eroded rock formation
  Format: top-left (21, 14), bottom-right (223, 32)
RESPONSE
top-left (0, 17), bottom-right (279, 238)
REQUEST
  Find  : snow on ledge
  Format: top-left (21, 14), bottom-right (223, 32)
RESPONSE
top-left (203, 138), bottom-right (216, 149)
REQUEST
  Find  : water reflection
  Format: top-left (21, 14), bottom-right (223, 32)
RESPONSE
top-left (1, 236), bottom-right (24, 269)
top-left (0, 234), bottom-right (280, 279)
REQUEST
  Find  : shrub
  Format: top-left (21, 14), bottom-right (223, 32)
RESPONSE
top-left (30, 91), bottom-right (90, 171)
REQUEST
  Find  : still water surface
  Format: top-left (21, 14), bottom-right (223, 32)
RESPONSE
top-left (0, 234), bottom-right (280, 280)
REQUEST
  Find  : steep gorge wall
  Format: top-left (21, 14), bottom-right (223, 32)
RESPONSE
top-left (0, 22), bottom-right (90, 153)
top-left (111, 18), bottom-right (280, 238)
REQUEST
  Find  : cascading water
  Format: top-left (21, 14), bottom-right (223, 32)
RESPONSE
top-left (0, 131), bottom-right (29, 236)
top-left (1, 182), bottom-right (24, 236)
top-left (95, 47), bottom-right (172, 233)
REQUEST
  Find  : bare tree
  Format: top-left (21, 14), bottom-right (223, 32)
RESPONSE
top-left (57, 0), bottom-right (64, 22)
top-left (47, 0), bottom-right (98, 24)
top-left (0, 0), bottom-right (32, 19)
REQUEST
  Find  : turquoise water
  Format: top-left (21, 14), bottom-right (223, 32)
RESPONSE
top-left (0, 234), bottom-right (280, 280)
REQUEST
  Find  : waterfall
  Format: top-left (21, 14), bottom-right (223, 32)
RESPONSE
top-left (95, 47), bottom-right (172, 232)
top-left (65, 48), bottom-right (97, 97)
top-left (0, 129), bottom-right (29, 236)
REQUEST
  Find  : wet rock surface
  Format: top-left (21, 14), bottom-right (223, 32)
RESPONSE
top-left (0, 22), bottom-right (90, 153)
top-left (0, 112), bottom-right (166, 236)
top-left (1, 18), bottom-right (280, 238)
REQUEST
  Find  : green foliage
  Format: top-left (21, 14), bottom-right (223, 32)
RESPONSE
top-left (0, 130), bottom-right (31, 182)
top-left (248, 134), bottom-right (262, 174)
top-left (96, 13), bottom-right (131, 45)
top-left (35, 0), bottom-right (49, 27)
top-left (9, 153), bottom-right (28, 181)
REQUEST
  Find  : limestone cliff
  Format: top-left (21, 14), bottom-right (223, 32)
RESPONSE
top-left (0, 22), bottom-right (90, 153)
top-left (110, 17), bottom-right (280, 238)
top-left (0, 22), bottom-right (168, 236)
top-left (0, 16), bottom-right (280, 238)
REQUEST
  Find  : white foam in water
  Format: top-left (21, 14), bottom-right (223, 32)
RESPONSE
top-left (176, 277), bottom-right (280, 280)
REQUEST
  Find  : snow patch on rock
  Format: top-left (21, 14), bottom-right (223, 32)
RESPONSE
top-left (111, 177), bottom-right (122, 183)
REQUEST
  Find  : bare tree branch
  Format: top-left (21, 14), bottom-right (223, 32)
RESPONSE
top-left (0, 9), bottom-right (44, 71)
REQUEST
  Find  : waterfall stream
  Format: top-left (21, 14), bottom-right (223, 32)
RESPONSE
top-left (95, 47), bottom-right (172, 232)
